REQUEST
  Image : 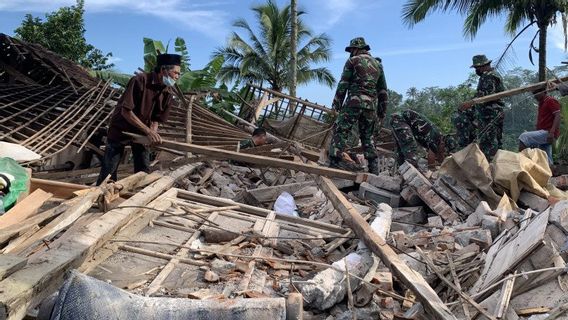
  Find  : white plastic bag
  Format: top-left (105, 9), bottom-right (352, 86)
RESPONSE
top-left (273, 192), bottom-right (299, 217)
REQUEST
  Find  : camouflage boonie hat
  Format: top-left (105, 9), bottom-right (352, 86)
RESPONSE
top-left (345, 37), bottom-right (370, 52)
top-left (470, 54), bottom-right (492, 68)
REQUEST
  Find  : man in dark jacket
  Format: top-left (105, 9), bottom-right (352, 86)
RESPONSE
top-left (96, 54), bottom-right (181, 185)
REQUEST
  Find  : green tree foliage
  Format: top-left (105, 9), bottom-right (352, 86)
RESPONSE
top-left (402, 0), bottom-right (568, 81)
top-left (213, 0), bottom-right (335, 92)
top-left (14, 0), bottom-right (114, 70)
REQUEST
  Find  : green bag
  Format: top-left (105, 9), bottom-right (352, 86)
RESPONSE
top-left (0, 157), bottom-right (29, 212)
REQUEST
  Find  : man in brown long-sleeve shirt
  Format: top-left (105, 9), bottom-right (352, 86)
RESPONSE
top-left (96, 54), bottom-right (181, 185)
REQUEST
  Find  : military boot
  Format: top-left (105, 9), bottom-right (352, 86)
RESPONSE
top-left (368, 157), bottom-right (380, 175)
top-left (329, 156), bottom-right (364, 172)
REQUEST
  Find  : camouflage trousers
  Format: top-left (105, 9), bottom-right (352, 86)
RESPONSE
top-left (390, 110), bottom-right (443, 166)
top-left (453, 104), bottom-right (504, 160)
top-left (329, 107), bottom-right (377, 160)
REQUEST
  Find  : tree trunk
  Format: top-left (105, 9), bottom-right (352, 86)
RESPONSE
top-left (290, 0), bottom-right (298, 97)
top-left (538, 23), bottom-right (547, 81)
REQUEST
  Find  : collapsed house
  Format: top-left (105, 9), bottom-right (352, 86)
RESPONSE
top-left (1, 34), bottom-right (568, 320)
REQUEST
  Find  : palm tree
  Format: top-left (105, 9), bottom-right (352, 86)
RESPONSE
top-left (402, 0), bottom-right (568, 81)
top-left (213, 0), bottom-right (335, 92)
top-left (290, 0), bottom-right (298, 97)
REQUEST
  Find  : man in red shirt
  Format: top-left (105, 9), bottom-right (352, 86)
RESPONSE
top-left (518, 89), bottom-right (562, 164)
top-left (96, 53), bottom-right (181, 185)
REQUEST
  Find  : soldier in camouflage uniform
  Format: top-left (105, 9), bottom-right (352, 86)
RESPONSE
top-left (238, 128), bottom-right (268, 150)
top-left (390, 110), bottom-right (457, 167)
top-left (453, 54), bottom-right (505, 160)
top-left (329, 37), bottom-right (387, 174)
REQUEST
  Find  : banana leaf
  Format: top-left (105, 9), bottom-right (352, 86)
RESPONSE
top-left (143, 38), bottom-right (166, 72)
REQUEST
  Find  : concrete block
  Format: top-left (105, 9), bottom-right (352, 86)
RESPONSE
top-left (390, 222), bottom-right (417, 234)
top-left (434, 177), bottom-right (475, 215)
top-left (550, 200), bottom-right (568, 230)
top-left (359, 182), bottom-right (401, 207)
top-left (391, 207), bottom-right (426, 233)
top-left (529, 238), bottom-right (559, 269)
top-left (365, 174), bottom-right (402, 192)
top-left (545, 224), bottom-right (567, 253)
top-left (428, 216), bottom-right (443, 228)
top-left (518, 191), bottom-right (549, 213)
top-left (393, 207), bottom-right (427, 224)
top-left (439, 175), bottom-right (482, 209)
top-left (455, 229), bottom-right (492, 249)
top-left (400, 186), bottom-right (423, 206)
top-left (399, 162), bottom-right (459, 222)
top-left (466, 201), bottom-right (492, 227)
top-left (481, 215), bottom-right (500, 239)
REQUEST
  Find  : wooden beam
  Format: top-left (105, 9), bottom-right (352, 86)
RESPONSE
top-left (316, 176), bottom-right (457, 320)
top-left (495, 272), bottom-right (516, 319)
top-left (0, 197), bottom-right (83, 245)
top-left (5, 188), bottom-right (102, 255)
top-left (7, 172), bottom-right (151, 255)
top-left (0, 164), bottom-right (198, 320)
top-left (0, 189), bottom-right (52, 229)
top-left (30, 178), bottom-right (89, 199)
top-left (0, 255), bottom-right (27, 281)
top-left (471, 76), bottom-right (568, 105)
top-left (126, 133), bottom-right (361, 181)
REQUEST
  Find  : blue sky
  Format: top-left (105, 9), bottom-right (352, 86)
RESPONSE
top-left (0, 0), bottom-right (567, 107)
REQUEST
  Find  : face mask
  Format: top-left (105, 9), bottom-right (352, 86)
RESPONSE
top-left (475, 68), bottom-right (483, 76)
top-left (163, 75), bottom-right (176, 87)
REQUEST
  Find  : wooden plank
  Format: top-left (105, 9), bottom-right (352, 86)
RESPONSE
top-left (0, 189), bottom-right (52, 228)
top-left (0, 164), bottom-right (197, 320)
top-left (126, 133), bottom-right (361, 181)
top-left (0, 197), bottom-right (83, 245)
top-left (515, 307), bottom-right (550, 316)
top-left (495, 272), bottom-right (516, 319)
top-left (6, 188), bottom-right (103, 255)
top-left (0, 255), bottom-right (27, 281)
top-left (29, 178), bottom-right (88, 199)
top-left (470, 209), bottom-right (550, 298)
top-left (316, 176), bottom-right (457, 320)
top-left (7, 172), bottom-right (152, 255)
top-left (79, 190), bottom-right (178, 274)
top-left (145, 223), bottom-right (204, 296)
top-left (470, 76), bottom-right (568, 105)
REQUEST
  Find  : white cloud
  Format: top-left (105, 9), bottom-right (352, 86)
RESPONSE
top-left (0, 0), bottom-right (229, 41)
top-left (550, 23), bottom-right (568, 51)
top-left (309, 0), bottom-right (357, 29)
top-left (106, 56), bottom-right (122, 64)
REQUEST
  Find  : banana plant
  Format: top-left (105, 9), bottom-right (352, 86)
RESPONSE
top-left (143, 37), bottom-right (167, 72)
